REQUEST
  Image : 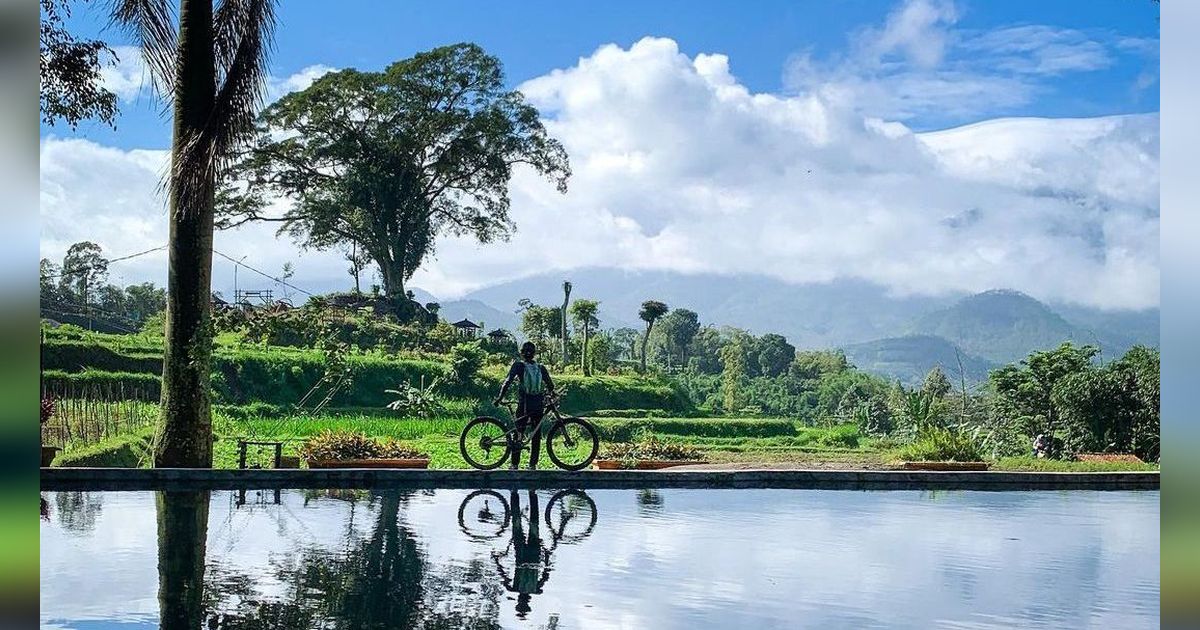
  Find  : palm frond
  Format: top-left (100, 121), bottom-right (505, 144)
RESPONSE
top-left (177, 0), bottom-right (277, 214)
top-left (109, 0), bottom-right (177, 96)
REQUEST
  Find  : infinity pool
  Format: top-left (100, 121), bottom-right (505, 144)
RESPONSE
top-left (40, 488), bottom-right (1159, 629)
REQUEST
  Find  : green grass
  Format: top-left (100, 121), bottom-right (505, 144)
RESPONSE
top-left (993, 456), bottom-right (1160, 472)
top-left (52, 427), bottom-right (155, 468)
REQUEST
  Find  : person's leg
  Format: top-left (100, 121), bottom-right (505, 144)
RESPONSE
top-left (511, 399), bottom-right (527, 470)
top-left (528, 410), bottom-right (543, 470)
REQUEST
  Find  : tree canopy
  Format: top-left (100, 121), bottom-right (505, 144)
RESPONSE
top-left (218, 43), bottom-right (571, 315)
top-left (40, 0), bottom-right (119, 128)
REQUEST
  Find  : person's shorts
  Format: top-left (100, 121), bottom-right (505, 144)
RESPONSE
top-left (516, 395), bottom-right (546, 425)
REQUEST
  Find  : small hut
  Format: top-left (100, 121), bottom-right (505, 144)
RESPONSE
top-left (486, 328), bottom-right (510, 342)
top-left (452, 318), bottom-right (482, 338)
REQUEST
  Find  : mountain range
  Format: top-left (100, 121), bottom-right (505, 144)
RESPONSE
top-left (420, 268), bottom-right (1158, 385)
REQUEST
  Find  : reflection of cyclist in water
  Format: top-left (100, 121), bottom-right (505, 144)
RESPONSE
top-left (494, 342), bottom-right (556, 470)
top-left (497, 489), bottom-right (552, 618)
top-left (459, 488), bottom-right (597, 619)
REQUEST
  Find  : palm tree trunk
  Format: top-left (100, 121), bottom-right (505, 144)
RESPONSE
top-left (581, 325), bottom-right (590, 376)
top-left (561, 283), bottom-right (571, 366)
top-left (640, 322), bottom-right (653, 372)
top-left (157, 0), bottom-right (216, 468)
top-left (156, 490), bottom-right (210, 628)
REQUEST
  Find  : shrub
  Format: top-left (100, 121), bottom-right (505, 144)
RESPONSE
top-left (299, 430), bottom-right (426, 462)
top-left (601, 434), bottom-right (702, 462)
top-left (895, 425), bottom-right (984, 462)
top-left (592, 418), bottom-right (795, 441)
top-left (816, 423), bottom-right (861, 449)
top-left (384, 376), bottom-right (445, 419)
top-left (448, 341), bottom-right (485, 384)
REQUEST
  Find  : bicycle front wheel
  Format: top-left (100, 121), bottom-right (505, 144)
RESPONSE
top-left (460, 417), bottom-right (511, 470)
top-left (546, 418), bottom-right (599, 471)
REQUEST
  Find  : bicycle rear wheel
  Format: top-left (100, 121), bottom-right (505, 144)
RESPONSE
top-left (460, 417), bottom-right (511, 470)
top-left (546, 418), bottom-right (599, 471)
top-left (458, 489), bottom-right (511, 540)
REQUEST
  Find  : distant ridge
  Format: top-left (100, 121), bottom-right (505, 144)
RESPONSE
top-left (412, 271), bottom-right (1157, 382)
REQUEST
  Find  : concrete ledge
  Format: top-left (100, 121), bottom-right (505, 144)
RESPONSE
top-left (41, 467), bottom-right (1160, 491)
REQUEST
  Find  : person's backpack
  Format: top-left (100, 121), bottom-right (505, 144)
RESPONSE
top-left (520, 361), bottom-right (544, 395)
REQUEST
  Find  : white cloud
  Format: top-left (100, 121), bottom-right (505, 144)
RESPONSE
top-left (41, 30), bottom-right (1158, 311)
top-left (99, 48), bottom-right (335, 108)
top-left (266, 64), bottom-right (337, 103)
top-left (784, 0), bottom-right (1141, 124)
top-left (99, 45), bottom-right (152, 101)
top-left (39, 137), bottom-right (351, 299)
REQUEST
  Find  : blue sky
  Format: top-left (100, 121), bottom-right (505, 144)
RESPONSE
top-left (43, 0), bottom-right (1159, 148)
top-left (39, 0), bottom-right (1161, 309)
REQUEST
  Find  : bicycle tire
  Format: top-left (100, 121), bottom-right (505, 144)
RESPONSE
top-left (544, 489), bottom-right (598, 543)
top-left (546, 417), bottom-right (599, 471)
top-left (458, 489), bottom-right (511, 540)
top-left (460, 416), bottom-right (511, 470)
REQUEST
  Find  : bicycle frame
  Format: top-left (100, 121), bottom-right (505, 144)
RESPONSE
top-left (500, 396), bottom-right (567, 448)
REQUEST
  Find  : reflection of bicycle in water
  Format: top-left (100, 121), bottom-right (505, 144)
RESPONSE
top-left (458, 489), bottom-right (598, 618)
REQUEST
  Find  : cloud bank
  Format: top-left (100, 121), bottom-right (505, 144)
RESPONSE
top-left (42, 8), bottom-right (1158, 310)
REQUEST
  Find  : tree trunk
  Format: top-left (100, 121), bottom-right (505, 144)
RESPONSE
top-left (157, 0), bottom-right (216, 468)
top-left (640, 321), bottom-right (653, 373)
top-left (561, 284), bottom-right (571, 366)
top-left (352, 243), bottom-right (361, 293)
top-left (581, 325), bottom-right (590, 376)
top-left (156, 490), bottom-right (210, 628)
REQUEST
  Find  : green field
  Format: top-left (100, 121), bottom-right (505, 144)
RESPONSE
top-left (40, 325), bottom-right (1158, 472)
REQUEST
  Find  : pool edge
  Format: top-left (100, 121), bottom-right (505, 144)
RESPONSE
top-left (39, 467), bottom-right (1161, 491)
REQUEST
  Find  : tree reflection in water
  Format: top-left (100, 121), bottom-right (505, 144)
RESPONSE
top-left (166, 490), bottom-right (499, 629)
top-left (148, 488), bottom-right (598, 629)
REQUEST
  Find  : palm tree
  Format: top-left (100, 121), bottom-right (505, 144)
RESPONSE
top-left (637, 300), bottom-right (668, 373)
top-left (569, 299), bottom-right (599, 376)
top-left (560, 280), bottom-right (572, 366)
top-left (113, 0), bottom-right (277, 467)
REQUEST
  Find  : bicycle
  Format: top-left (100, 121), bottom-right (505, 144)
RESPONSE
top-left (459, 391), bottom-right (600, 471)
top-left (458, 488), bottom-right (598, 544)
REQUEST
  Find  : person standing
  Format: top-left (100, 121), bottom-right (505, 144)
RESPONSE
top-left (495, 342), bottom-right (556, 470)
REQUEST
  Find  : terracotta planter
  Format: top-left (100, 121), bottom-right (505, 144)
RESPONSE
top-left (41, 446), bottom-right (60, 468)
top-left (593, 459), bottom-right (706, 470)
top-left (306, 458), bottom-right (430, 469)
top-left (900, 461), bottom-right (990, 471)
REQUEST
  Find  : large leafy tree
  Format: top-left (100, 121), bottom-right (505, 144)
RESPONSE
top-left (569, 299), bottom-right (599, 376)
top-left (1052, 345), bottom-right (1160, 460)
top-left (637, 300), bottom-right (668, 373)
top-left (40, 0), bottom-right (119, 128)
top-left (655, 308), bottom-right (700, 368)
top-left (989, 342), bottom-right (1098, 437)
top-left (218, 43), bottom-right (571, 315)
top-left (755, 333), bottom-right (795, 378)
top-left (115, 0), bottom-right (278, 467)
top-left (518, 302), bottom-right (561, 354)
top-left (58, 240), bottom-right (107, 306)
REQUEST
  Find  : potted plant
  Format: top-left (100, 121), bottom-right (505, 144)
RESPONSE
top-left (40, 397), bottom-right (59, 467)
top-left (594, 435), bottom-right (705, 470)
top-left (301, 430), bottom-right (430, 469)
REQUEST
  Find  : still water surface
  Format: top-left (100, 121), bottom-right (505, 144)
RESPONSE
top-left (40, 488), bottom-right (1159, 629)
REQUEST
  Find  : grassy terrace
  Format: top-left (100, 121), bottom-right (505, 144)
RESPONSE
top-left (40, 326), bottom-right (1158, 473)
top-left (45, 402), bottom-right (1159, 472)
